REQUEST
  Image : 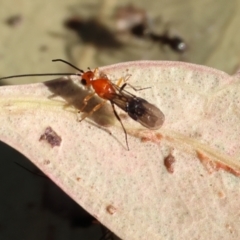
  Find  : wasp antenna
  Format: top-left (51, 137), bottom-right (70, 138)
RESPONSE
top-left (52, 59), bottom-right (85, 74)
top-left (0, 73), bottom-right (81, 81)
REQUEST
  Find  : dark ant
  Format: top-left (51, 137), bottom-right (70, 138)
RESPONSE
top-left (115, 5), bottom-right (187, 53)
top-left (130, 23), bottom-right (187, 53)
top-left (149, 31), bottom-right (187, 53)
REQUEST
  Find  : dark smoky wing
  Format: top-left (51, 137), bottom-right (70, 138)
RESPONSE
top-left (109, 93), bottom-right (130, 112)
top-left (110, 83), bottom-right (165, 129)
top-left (135, 98), bottom-right (165, 129)
top-left (110, 84), bottom-right (135, 111)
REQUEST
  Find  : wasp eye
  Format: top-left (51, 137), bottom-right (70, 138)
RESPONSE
top-left (81, 79), bottom-right (87, 85)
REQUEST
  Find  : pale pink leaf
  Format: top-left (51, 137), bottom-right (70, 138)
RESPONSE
top-left (0, 61), bottom-right (240, 239)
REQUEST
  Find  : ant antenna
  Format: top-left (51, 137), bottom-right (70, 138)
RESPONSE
top-left (52, 59), bottom-right (85, 74)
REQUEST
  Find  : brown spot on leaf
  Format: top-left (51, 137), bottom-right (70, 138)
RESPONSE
top-left (196, 150), bottom-right (240, 177)
top-left (215, 162), bottom-right (240, 177)
top-left (164, 153), bottom-right (175, 173)
top-left (39, 127), bottom-right (62, 147)
top-left (140, 136), bottom-right (148, 142)
top-left (217, 190), bottom-right (225, 198)
top-left (225, 223), bottom-right (235, 234)
top-left (43, 160), bottom-right (50, 165)
top-left (156, 133), bottom-right (163, 139)
top-left (196, 151), bottom-right (216, 174)
top-left (140, 132), bottom-right (162, 143)
top-left (106, 205), bottom-right (117, 215)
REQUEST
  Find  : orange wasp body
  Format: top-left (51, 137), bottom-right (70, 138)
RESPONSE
top-left (0, 59), bottom-right (165, 150)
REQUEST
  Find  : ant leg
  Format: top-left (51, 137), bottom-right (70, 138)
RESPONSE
top-left (79, 100), bottom-right (107, 122)
top-left (111, 102), bottom-right (129, 151)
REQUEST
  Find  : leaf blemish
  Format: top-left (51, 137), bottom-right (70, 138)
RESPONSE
top-left (217, 190), bottom-right (225, 198)
top-left (140, 131), bottom-right (162, 143)
top-left (164, 153), bottom-right (176, 173)
top-left (43, 159), bottom-right (50, 165)
top-left (106, 205), bottom-right (117, 215)
top-left (196, 150), bottom-right (240, 177)
top-left (39, 127), bottom-right (62, 147)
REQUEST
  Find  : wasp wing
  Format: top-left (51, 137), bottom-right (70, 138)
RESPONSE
top-left (110, 84), bottom-right (165, 129)
top-left (130, 98), bottom-right (165, 130)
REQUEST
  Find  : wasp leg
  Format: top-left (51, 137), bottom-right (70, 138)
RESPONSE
top-left (116, 76), bottom-right (150, 92)
top-left (111, 102), bottom-right (129, 151)
top-left (79, 100), bottom-right (107, 122)
top-left (79, 92), bottom-right (96, 113)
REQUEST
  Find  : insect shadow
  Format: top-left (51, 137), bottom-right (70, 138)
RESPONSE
top-left (43, 75), bottom-right (116, 127)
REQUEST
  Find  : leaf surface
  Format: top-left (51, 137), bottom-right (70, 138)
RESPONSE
top-left (0, 61), bottom-right (240, 239)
